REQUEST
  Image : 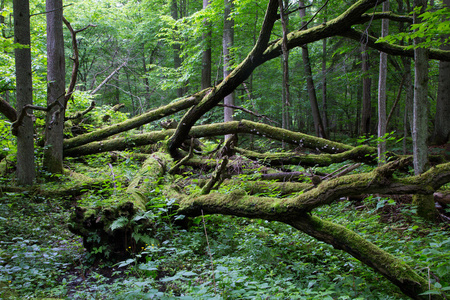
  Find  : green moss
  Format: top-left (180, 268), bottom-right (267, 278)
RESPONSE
top-left (412, 194), bottom-right (436, 221)
top-left (307, 216), bottom-right (429, 296)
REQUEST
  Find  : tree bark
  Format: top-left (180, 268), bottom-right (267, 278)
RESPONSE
top-left (223, 0), bottom-right (235, 141)
top-left (412, 0), bottom-right (436, 221)
top-left (280, 0), bottom-right (290, 140)
top-left (0, 96), bottom-right (17, 122)
top-left (361, 42), bottom-right (372, 136)
top-left (201, 0), bottom-right (212, 90)
top-left (299, 1), bottom-right (326, 139)
top-left (377, 1), bottom-right (389, 164)
top-left (171, 0), bottom-right (184, 98)
top-left (236, 145), bottom-right (377, 167)
top-left (13, 0), bottom-right (35, 185)
top-left (321, 36), bottom-right (328, 136)
top-left (412, 0), bottom-right (429, 175)
top-left (43, 0), bottom-right (66, 174)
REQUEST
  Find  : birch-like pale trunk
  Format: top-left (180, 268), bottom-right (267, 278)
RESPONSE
top-left (223, 0), bottom-right (235, 141)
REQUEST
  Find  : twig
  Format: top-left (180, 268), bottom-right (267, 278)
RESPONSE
top-left (91, 61), bottom-right (127, 95)
top-left (386, 74), bottom-right (406, 127)
top-left (29, 4), bottom-right (73, 17)
top-left (217, 103), bottom-right (276, 124)
top-left (321, 164), bottom-right (350, 180)
top-left (328, 163), bottom-right (361, 180)
top-left (201, 209), bottom-right (217, 295)
top-left (299, 0), bottom-right (330, 31)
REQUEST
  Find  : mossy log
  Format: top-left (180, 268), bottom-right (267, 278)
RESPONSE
top-left (236, 145), bottom-right (378, 166)
top-left (177, 160), bottom-right (450, 299)
top-left (63, 89), bottom-right (209, 150)
top-left (179, 159), bottom-right (450, 218)
top-left (193, 178), bottom-right (311, 196)
top-left (288, 216), bottom-right (431, 300)
top-left (64, 120), bottom-right (354, 157)
top-left (69, 152), bottom-right (173, 258)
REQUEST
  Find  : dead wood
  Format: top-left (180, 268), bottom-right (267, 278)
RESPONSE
top-left (64, 120), bottom-right (353, 157)
top-left (201, 156), bottom-right (229, 194)
top-left (236, 145), bottom-right (377, 166)
top-left (63, 88), bottom-right (210, 150)
top-left (259, 171), bottom-right (308, 182)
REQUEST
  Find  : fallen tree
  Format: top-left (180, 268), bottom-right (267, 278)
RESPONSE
top-left (68, 145), bottom-right (450, 299)
top-left (4, 0), bottom-right (450, 298)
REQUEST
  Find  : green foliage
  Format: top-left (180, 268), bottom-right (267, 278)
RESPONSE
top-left (378, 5), bottom-right (450, 49)
top-left (0, 120), bottom-right (15, 159)
top-left (0, 192), bottom-right (82, 299)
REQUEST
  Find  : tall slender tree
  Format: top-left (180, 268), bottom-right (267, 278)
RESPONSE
top-left (43, 0), bottom-right (65, 174)
top-left (321, 35), bottom-right (328, 136)
top-left (377, 1), bottom-right (389, 164)
top-left (299, 1), bottom-right (327, 139)
top-left (412, 0), bottom-right (436, 220)
top-left (360, 42), bottom-right (372, 136)
top-left (412, 0), bottom-right (429, 175)
top-left (201, 0), bottom-right (212, 90)
top-left (171, 0), bottom-right (184, 98)
top-left (223, 0), bottom-right (234, 140)
top-left (280, 0), bottom-right (290, 141)
top-left (13, 0), bottom-right (35, 185)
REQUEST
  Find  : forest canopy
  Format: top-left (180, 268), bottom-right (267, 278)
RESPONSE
top-left (1, 0), bottom-right (450, 298)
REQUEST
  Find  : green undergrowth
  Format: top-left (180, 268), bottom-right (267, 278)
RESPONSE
top-left (1, 184), bottom-right (450, 299)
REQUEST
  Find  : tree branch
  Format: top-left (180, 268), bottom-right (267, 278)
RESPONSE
top-left (63, 17), bottom-right (96, 107)
top-left (0, 96), bottom-right (17, 122)
top-left (340, 28), bottom-right (450, 61)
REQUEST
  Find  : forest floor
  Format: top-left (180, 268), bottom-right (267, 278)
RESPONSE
top-left (1, 158), bottom-right (450, 299)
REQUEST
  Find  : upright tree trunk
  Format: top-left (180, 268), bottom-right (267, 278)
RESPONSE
top-left (321, 36), bottom-right (329, 137)
top-left (43, 0), bottom-right (65, 175)
top-left (299, 1), bottom-right (326, 139)
top-left (412, 0), bottom-right (429, 175)
top-left (223, 0), bottom-right (235, 140)
top-left (431, 0), bottom-right (450, 145)
top-left (377, 1), bottom-right (389, 164)
top-left (201, 0), bottom-right (212, 90)
top-left (13, 0), bottom-right (35, 185)
top-left (412, 0), bottom-right (435, 220)
top-left (280, 0), bottom-right (290, 145)
top-left (360, 42), bottom-right (372, 136)
top-left (171, 0), bottom-right (184, 98)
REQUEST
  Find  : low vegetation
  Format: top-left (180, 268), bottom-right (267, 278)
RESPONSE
top-left (1, 148), bottom-right (449, 299)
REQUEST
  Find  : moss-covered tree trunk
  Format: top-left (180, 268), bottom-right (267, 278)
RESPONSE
top-left (69, 152), bottom-right (173, 258)
top-left (64, 120), bottom-right (355, 157)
